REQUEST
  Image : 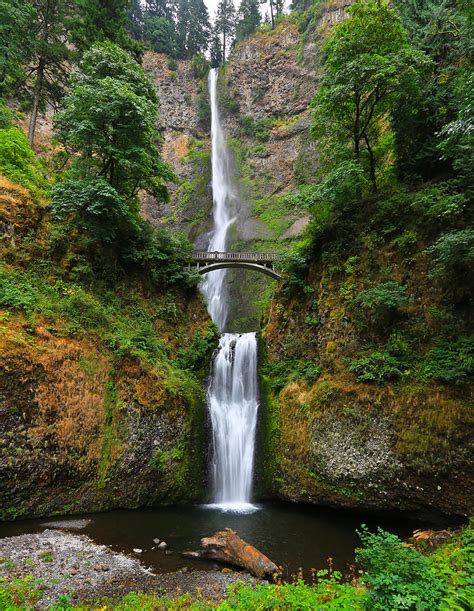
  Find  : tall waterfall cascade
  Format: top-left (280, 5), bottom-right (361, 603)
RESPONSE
top-left (202, 69), bottom-right (259, 511)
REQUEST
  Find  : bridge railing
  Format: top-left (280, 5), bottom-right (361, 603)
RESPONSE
top-left (192, 251), bottom-right (282, 263)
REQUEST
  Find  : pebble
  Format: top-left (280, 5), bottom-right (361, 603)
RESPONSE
top-left (132, 548), bottom-right (142, 553)
top-left (157, 541), bottom-right (167, 550)
top-left (153, 538), bottom-right (160, 544)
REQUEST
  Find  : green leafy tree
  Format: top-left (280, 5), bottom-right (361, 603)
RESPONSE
top-left (393, 0), bottom-right (474, 180)
top-left (127, 0), bottom-right (144, 40)
top-left (215, 0), bottom-right (236, 62)
top-left (0, 0), bottom-right (35, 97)
top-left (54, 42), bottom-right (174, 200)
top-left (311, 0), bottom-right (431, 191)
top-left (235, 0), bottom-right (260, 42)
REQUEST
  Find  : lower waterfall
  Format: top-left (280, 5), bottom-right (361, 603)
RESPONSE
top-left (207, 333), bottom-right (259, 510)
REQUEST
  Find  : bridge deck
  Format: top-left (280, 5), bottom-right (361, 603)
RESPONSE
top-left (193, 251), bottom-right (281, 263)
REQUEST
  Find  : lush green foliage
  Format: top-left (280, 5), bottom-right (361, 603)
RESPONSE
top-left (357, 526), bottom-right (446, 609)
top-left (0, 126), bottom-right (46, 193)
top-left (420, 337), bottom-right (474, 385)
top-left (54, 42), bottom-right (173, 200)
top-left (350, 351), bottom-right (404, 384)
top-left (312, 0), bottom-right (430, 191)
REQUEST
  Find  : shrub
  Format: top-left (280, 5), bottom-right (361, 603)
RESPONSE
top-left (357, 282), bottom-right (409, 311)
top-left (0, 266), bottom-right (37, 312)
top-left (419, 337), bottom-right (474, 384)
top-left (190, 53), bottom-right (209, 79)
top-left (356, 526), bottom-right (446, 610)
top-left (0, 127), bottom-right (46, 193)
top-left (428, 229), bottom-right (474, 284)
top-left (51, 178), bottom-right (135, 243)
top-left (350, 351), bottom-right (404, 384)
top-left (411, 185), bottom-right (466, 222)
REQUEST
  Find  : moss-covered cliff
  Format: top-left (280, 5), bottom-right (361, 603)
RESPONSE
top-left (259, 189), bottom-right (473, 518)
top-left (0, 177), bottom-right (217, 520)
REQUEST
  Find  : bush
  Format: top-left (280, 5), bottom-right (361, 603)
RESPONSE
top-left (357, 282), bottom-right (409, 311)
top-left (0, 127), bottom-right (46, 193)
top-left (419, 337), bottom-right (474, 384)
top-left (263, 358), bottom-right (321, 391)
top-left (411, 184), bottom-right (466, 222)
top-left (350, 351), bottom-right (404, 384)
top-left (51, 178), bottom-right (135, 243)
top-left (190, 53), bottom-right (209, 79)
top-left (428, 229), bottom-right (474, 284)
top-left (357, 526), bottom-right (446, 610)
top-left (0, 266), bottom-right (38, 312)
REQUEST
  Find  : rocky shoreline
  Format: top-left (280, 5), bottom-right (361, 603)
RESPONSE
top-left (0, 529), bottom-right (258, 608)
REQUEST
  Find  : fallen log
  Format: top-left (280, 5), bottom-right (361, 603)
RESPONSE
top-left (182, 528), bottom-right (279, 580)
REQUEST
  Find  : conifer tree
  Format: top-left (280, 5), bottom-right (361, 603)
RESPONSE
top-left (235, 0), bottom-right (261, 42)
top-left (215, 0), bottom-right (236, 62)
top-left (210, 26), bottom-right (223, 68)
top-left (26, 0), bottom-right (74, 146)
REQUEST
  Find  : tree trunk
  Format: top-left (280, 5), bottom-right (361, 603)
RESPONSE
top-left (270, 0), bottom-right (275, 29)
top-left (28, 62), bottom-right (45, 147)
top-left (364, 134), bottom-right (377, 192)
top-left (183, 528), bottom-right (279, 580)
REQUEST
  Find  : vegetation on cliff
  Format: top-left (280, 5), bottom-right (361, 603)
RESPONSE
top-left (260, 0), bottom-right (473, 516)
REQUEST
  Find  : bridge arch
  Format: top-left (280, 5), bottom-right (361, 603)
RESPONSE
top-left (196, 261), bottom-right (281, 280)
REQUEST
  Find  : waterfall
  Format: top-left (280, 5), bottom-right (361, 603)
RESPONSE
top-left (201, 68), bottom-right (236, 331)
top-left (202, 69), bottom-right (259, 511)
top-left (208, 333), bottom-right (259, 508)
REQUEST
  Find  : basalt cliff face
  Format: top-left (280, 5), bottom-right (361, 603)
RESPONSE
top-left (0, 178), bottom-right (215, 520)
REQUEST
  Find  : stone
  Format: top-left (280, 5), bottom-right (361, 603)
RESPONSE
top-left (153, 538), bottom-right (160, 544)
top-left (157, 541), bottom-right (167, 550)
top-left (132, 548), bottom-right (142, 554)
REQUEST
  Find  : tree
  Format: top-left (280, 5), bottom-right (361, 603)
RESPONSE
top-left (187, 0), bottom-right (210, 57)
top-left (0, 0), bottom-right (35, 97)
top-left (235, 0), bottom-right (260, 42)
top-left (215, 0), bottom-right (236, 62)
top-left (311, 0), bottom-right (430, 191)
top-left (127, 0), bottom-right (144, 40)
top-left (143, 14), bottom-right (176, 54)
top-left (54, 42), bottom-right (174, 200)
top-left (210, 26), bottom-right (223, 68)
top-left (393, 0), bottom-right (474, 180)
top-left (71, 0), bottom-right (141, 57)
top-left (25, 0), bottom-right (74, 146)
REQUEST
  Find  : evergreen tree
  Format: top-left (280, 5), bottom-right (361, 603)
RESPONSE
top-left (210, 26), bottom-right (223, 68)
top-left (0, 0), bottom-right (35, 97)
top-left (25, 0), bottom-right (74, 146)
top-left (145, 0), bottom-right (173, 20)
top-left (215, 0), bottom-right (236, 62)
top-left (127, 0), bottom-right (144, 40)
top-left (187, 0), bottom-right (210, 57)
top-left (72, 0), bottom-right (140, 56)
top-left (143, 15), bottom-right (176, 54)
top-left (235, 0), bottom-right (260, 42)
top-left (175, 0), bottom-right (190, 58)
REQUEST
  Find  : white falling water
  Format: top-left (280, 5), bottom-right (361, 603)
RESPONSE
top-left (201, 68), bottom-right (237, 331)
top-left (202, 68), bottom-right (259, 512)
top-left (208, 333), bottom-right (259, 509)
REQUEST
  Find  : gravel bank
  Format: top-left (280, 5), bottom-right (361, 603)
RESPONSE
top-left (0, 529), bottom-right (258, 607)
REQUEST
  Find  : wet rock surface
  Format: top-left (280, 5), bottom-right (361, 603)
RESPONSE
top-left (0, 530), bottom-right (258, 607)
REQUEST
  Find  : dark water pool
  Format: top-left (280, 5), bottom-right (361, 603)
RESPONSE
top-left (0, 502), bottom-right (443, 576)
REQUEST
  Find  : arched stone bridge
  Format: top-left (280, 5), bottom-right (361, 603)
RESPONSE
top-left (192, 251), bottom-right (282, 279)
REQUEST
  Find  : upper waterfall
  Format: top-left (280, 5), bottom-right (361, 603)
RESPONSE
top-left (201, 68), bottom-right (238, 332)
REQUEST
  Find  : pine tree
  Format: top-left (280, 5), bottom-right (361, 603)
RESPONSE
top-left (187, 0), bottom-right (210, 57)
top-left (215, 0), bottom-right (236, 62)
top-left (235, 0), bottom-right (260, 42)
top-left (0, 0), bottom-right (35, 97)
top-left (72, 0), bottom-right (139, 55)
top-left (210, 26), bottom-right (223, 68)
top-left (127, 0), bottom-right (144, 40)
top-left (26, 0), bottom-right (74, 146)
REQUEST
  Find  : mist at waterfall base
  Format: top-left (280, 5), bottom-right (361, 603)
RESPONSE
top-left (201, 68), bottom-right (260, 512)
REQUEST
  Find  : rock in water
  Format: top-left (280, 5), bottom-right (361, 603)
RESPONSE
top-left (183, 528), bottom-right (278, 580)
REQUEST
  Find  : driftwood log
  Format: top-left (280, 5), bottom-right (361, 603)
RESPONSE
top-left (183, 528), bottom-right (279, 579)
